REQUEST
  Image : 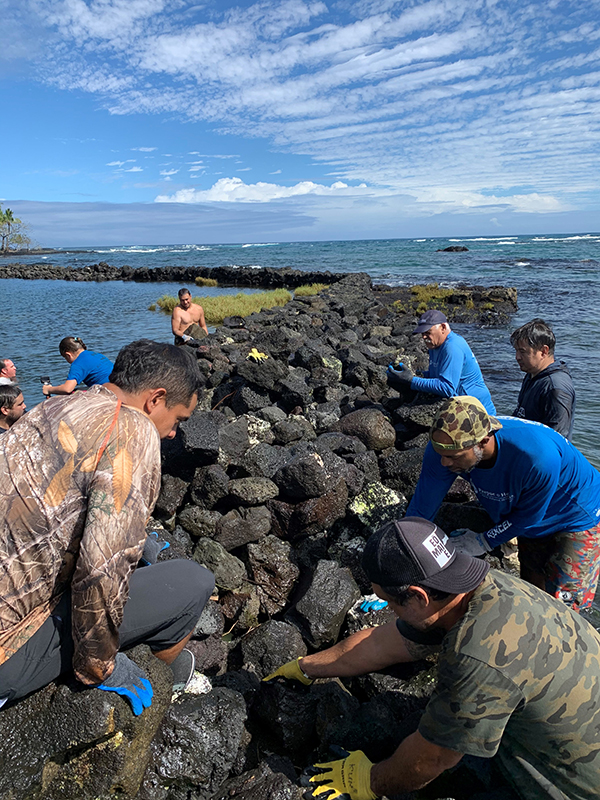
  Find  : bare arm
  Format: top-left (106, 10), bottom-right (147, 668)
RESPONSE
top-left (371, 730), bottom-right (463, 795)
top-left (299, 622), bottom-right (438, 679)
top-left (171, 306), bottom-right (184, 336)
top-left (196, 304), bottom-right (208, 334)
top-left (43, 379), bottom-right (78, 396)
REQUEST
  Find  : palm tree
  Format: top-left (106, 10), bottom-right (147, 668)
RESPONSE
top-left (0, 207), bottom-right (22, 252)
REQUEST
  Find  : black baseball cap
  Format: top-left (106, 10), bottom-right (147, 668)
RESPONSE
top-left (361, 517), bottom-right (489, 594)
top-left (413, 309), bottom-right (448, 334)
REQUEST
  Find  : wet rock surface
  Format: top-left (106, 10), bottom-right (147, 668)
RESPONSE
top-left (2, 270), bottom-right (514, 799)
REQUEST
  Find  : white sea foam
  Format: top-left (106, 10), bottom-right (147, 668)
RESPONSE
top-left (533, 235), bottom-right (600, 242)
top-left (515, 261), bottom-right (530, 266)
top-left (414, 239), bottom-right (426, 242)
top-left (241, 243), bottom-right (279, 248)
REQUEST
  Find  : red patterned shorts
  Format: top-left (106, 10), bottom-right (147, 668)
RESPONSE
top-left (518, 523), bottom-right (600, 611)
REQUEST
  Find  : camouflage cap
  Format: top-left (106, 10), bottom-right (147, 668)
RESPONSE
top-left (430, 396), bottom-right (502, 451)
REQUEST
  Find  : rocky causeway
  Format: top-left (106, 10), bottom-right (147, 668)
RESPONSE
top-left (0, 271), bottom-right (519, 800)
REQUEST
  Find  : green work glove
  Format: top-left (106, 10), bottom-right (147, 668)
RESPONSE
top-left (262, 658), bottom-right (313, 685)
top-left (308, 749), bottom-right (377, 800)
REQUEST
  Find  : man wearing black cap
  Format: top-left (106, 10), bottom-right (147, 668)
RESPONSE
top-left (387, 309), bottom-right (496, 413)
top-left (265, 518), bottom-right (600, 800)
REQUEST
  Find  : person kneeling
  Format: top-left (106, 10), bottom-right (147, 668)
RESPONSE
top-left (0, 339), bottom-right (214, 713)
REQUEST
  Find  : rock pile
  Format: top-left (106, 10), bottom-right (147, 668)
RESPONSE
top-left (0, 272), bottom-right (515, 800)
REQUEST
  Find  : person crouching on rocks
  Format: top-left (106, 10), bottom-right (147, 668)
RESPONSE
top-left (42, 336), bottom-right (114, 396)
top-left (265, 518), bottom-right (600, 800)
top-left (0, 340), bottom-right (214, 714)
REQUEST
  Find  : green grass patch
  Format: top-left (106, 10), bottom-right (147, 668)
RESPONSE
top-left (294, 282), bottom-right (330, 297)
top-left (195, 276), bottom-right (219, 287)
top-left (153, 289), bottom-right (293, 324)
top-left (393, 283), bottom-right (456, 314)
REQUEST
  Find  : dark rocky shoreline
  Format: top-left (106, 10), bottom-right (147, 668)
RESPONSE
top-left (0, 272), bottom-right (518, 800)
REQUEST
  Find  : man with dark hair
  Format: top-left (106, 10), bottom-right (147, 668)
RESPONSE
top-left (510, 318), bottom-right (575, 439)
top-left (0, 384), bottom-right (26, 432)
top-left (0, 340), bottom-right (213, 713)
top-left (387, 309), bottom-right (495, 413)
top-left (171, 288), bottom-right (208, 344)
top-left (0, 358), bottom-right (17, 385)
top-left (406, 396), bottom-right (600, 610)
top-left (265, 518), bottom-right (600, 800)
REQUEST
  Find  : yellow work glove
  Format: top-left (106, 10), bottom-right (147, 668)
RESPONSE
top-left (247, 347), bottom-right (268, 363)
top-left (309, 750), bottom-right (377, 800)
top-left (262, 658), bottom-right (313, 685)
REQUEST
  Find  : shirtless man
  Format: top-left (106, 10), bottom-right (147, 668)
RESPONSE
top-left (171, 289), bottom-right (208, 344)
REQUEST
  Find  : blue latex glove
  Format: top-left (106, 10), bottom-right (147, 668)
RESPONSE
top-left (386, 362), bottom-right (414, 388)
top-left (97, 653), bottom-right (153, 716)
top-left (359, 594), bottom-right (388, 612)
top-left (140, 531), bottom-right (170, 566)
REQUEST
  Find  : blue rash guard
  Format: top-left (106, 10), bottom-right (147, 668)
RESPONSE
top-left (410, 331), bottom-right (496, 414)
top-left (67, 350), bottom-right (114, 387)
top-left (406, 417), bottom-right (600, 546)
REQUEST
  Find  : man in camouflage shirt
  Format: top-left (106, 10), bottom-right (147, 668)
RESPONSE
top-left (265, 518), bottom-right (600, 800)
top-left (0, 340), bottom-right (214, 713)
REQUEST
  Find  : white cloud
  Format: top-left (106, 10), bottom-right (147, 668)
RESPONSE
top-left (159, 168), bottom-right (179, 176)
top-left (123, 166), bottom-right (143, 172)
top-left (155, 176), bottom-right (372, 203)
top-left (8, 0), bottom-right (600, 215)
top-left (132, 146), bottom-right (157, 151)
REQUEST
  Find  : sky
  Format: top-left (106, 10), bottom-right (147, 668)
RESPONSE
top-left (2, 0), bottom-right (600, 245)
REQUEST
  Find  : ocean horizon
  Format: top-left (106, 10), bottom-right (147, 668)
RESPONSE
top-left (2, 233), bottom-right (599, 466)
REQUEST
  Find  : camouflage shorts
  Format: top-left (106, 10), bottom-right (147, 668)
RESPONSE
top-left (519, 524), bottom-right (600, 611)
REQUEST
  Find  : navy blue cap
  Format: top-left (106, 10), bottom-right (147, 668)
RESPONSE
top-left (413, 309), bottom-right (448, 334)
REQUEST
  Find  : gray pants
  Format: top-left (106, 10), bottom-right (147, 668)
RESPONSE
top-left (0, 559), bottom-right (214, 705)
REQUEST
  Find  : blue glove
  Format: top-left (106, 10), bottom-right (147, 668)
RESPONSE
top-left (140, 531), bottom-right (170, 566)
top-left (386, 362), bottom-right (414, 388)
top-left (97, 653), bottom-right (153, 716)
top-left (360, 594), bottom-right (388, 612)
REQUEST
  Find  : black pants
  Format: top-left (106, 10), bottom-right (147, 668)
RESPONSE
top-left (0, 559), bottom-right (214, 705)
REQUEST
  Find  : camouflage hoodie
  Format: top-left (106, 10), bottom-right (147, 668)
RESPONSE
top-left (0, 385), bottom-right (161, 684)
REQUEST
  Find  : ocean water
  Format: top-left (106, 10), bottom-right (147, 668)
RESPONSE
top-left (1, 233), bottom-right (599, 467)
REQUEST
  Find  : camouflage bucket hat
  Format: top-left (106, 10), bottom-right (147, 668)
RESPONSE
top-left (430, 396), bottom-right (502, 450)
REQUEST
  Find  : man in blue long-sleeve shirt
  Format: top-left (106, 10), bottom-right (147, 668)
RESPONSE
top-left (387, 310), bottom-right (496, 414)
top-left (406, 396), bottom-right (600, 611)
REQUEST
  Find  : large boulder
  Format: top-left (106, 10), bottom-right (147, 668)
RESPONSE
top-left (246, 535), bottom-right (300, 614)
top-left (193, 538), bottom-right (247, 590)
top-left (273, 450), bottom-right (345, 501)
top-left (287, 560), bottom-right (361, 648)
top-left (268, 479), bottom-right (349, 540)
top-left (211, 762), bottom-right (303, 800)
top-left (241, 620), bottom-right (306, 678)
top-left (190, 464), bottom-right (230, 509)
top-left (0, 646), bottom-right (172, 800)
top-left (332, 409), bottom-right (396, 451)
top-left (214, 506), bottom-right (272, 551)
top-left (141, 688), bottom-right (247, 799)
top-left (227, 477), bottom-right (280, 506)
top-left (179, 410), bottom-right (221, 463)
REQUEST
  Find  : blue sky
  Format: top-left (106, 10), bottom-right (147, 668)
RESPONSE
top-left (2, 0), bottom-right (600, 245)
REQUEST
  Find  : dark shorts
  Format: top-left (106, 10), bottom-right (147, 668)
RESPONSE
top-left (518, 523), bottom-right (600, 610)
top-left (0, 559), bottom-right (214, 705)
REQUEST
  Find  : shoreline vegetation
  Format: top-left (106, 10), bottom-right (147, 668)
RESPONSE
top-left (151, 284), bottom-right (332, 324)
